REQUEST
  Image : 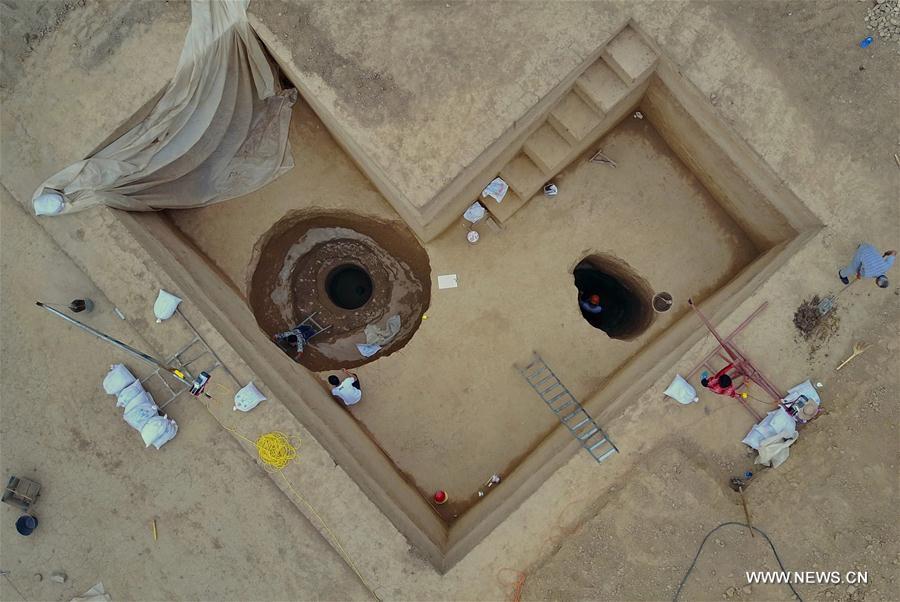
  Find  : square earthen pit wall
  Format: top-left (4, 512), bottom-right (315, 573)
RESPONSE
top-left (111, 23), bottom-right (822, 572)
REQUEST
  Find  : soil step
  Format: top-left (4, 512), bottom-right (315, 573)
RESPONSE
top-left (499, 153), bottom-right (547, 199)
top-left (548, 91), bottom-right (603, 145)
top-left (574, 59), bottom-right (630, 115)
top-left (522, 123), bottom-right (573, 174)
top-left (601, 26), bottom-right (658, 85)
top-left (481, 187), bottom-right (528, 223)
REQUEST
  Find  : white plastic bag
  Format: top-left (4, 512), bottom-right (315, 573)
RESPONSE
top-left (140, 415), bottom-right (178, 448)
top-left (234, 382), bottom-right (266, 412)
top-left (664, 374), bottom-right (698, 405)
top-left (33, 191), bottom-right (65, 215)
top-left (153, 289), bottom-right (182, 322)
top-left (463, 201), bottom-right (486, 223)
top-left (116, 379), bottom-right (145, 408)
top-left (482, 177), bottom-right (509, 203)
top-left (103, 364), bottom-right (136, 395)
top-left (123, 392), bottom-right (159, 431)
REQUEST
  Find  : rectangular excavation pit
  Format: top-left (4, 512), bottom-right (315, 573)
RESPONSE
top-left (116, 28), bottom-right (821, 572)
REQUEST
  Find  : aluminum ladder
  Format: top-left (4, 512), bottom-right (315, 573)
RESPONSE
top-left (518, 353), bottom-right (618, 463)
top-left (140, 308), bottom-right (236, 409)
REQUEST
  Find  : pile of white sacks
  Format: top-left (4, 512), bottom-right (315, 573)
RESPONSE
top-left (102, 364), bottom-right (178, 449)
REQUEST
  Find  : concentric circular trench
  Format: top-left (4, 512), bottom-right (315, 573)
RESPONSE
top-left (248, 211), bottom-right (431, 371)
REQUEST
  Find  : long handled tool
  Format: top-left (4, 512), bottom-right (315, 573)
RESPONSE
top-left (835, 341), bottom-right (869, 371)
top-left (36, 301), bottom-right (211, 396)
top-left (818, 278), bottom-right (856, 316)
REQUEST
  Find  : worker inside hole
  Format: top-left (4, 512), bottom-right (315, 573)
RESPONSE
top-left (273, 323), bottom-right (317, 358)
top-left (701, 364), bottom-right (739, 398)
top-left (579, 293), bottom-right (604, 314)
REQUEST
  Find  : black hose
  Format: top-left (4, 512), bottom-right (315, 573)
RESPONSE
top-left (673, 521), bottom-right (802, 602)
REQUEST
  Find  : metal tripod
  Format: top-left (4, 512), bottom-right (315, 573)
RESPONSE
top-left (686, 299), bottom-right (784, 420)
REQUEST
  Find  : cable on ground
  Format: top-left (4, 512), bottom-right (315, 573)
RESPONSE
top-left (673, 521), bottom-right (802, 602)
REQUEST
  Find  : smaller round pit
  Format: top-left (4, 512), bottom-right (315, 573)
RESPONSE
top-left (326, 264), bottom-right (373, 310)
top-left (573, 254), bottom-right (655, 340)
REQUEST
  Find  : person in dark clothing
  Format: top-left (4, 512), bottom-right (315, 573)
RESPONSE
top-left (574, 267), bottom-right (628, 335)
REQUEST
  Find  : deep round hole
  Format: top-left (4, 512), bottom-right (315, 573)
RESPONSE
top-left (653, 292), bottom-right (674, 313)
top-left (574, 255), bottom-right (654, 340)
top-left (326, 264), bottom-right (373, 310)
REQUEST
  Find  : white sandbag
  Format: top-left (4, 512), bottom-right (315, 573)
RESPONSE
top-left (116, 379), bottom-right (145, 408)
top-left (123, 392), bottom-right (159, 431)
top-left (103, 364), bottom-right (136, 395)
top-left (664, 374), bottom-right (698, 405)
top-left (153, 289), bottom-right (182, 322)
top-left (233, 382), bottom-right (266, 412)
top-left (151, 419), bottom-right (178, 449)
top-left (140, 415), bottom-right (178, 448)
top-left (33, 191), bottom-right (65, 215)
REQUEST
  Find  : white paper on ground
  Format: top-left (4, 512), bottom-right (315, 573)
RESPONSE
top-left (437, 274), bottom-right (458, 289)
top-left (71, 582), bottom-right (111, 602)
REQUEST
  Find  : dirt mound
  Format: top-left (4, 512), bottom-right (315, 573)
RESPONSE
top-left (792, 295), bottom-right (823, 338)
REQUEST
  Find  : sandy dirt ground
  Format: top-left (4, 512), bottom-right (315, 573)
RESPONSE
top-left (523, 297), bottom-right (900, 602)
top-left (1, 0), bottom-right (898, 600)
top-left (168, 101), bottom-right (758, 506)
top-left (0, 190), bottom-right (368, 601)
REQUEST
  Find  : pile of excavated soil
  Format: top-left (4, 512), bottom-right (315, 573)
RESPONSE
top-left (792, 295), bottom-right (841, 358)
top-left (793, 295), bottom-right (824, 338)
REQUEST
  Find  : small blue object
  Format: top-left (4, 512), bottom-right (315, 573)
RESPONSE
top-left (15, 515), bottom-right (38, 536)
top-left (744, 471), bottom-right (753, 479)
top-left (860, 36), bottom-right (873, 48)
top-left (700, 371), bottom-right (709, 380)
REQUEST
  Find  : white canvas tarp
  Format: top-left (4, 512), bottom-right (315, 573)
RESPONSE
top-left (32, 0), bottom-right (296, 215)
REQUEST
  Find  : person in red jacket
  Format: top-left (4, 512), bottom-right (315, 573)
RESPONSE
top-left (701, 363), bottom-right (738, 398)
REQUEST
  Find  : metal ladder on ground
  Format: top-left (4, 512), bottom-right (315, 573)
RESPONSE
top-left (140, 308), bottom-right (237, 409)
top-left (518, 353), bottom-right (618, 464)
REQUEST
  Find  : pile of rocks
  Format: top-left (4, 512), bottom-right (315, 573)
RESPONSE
top-left (865, 0), bottom-right (900, 43)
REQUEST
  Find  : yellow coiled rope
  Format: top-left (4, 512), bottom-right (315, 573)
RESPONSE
top-left (254, 431), bottom-right (298, 471)
top-left (202, 384), bottom-right (380, 600)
